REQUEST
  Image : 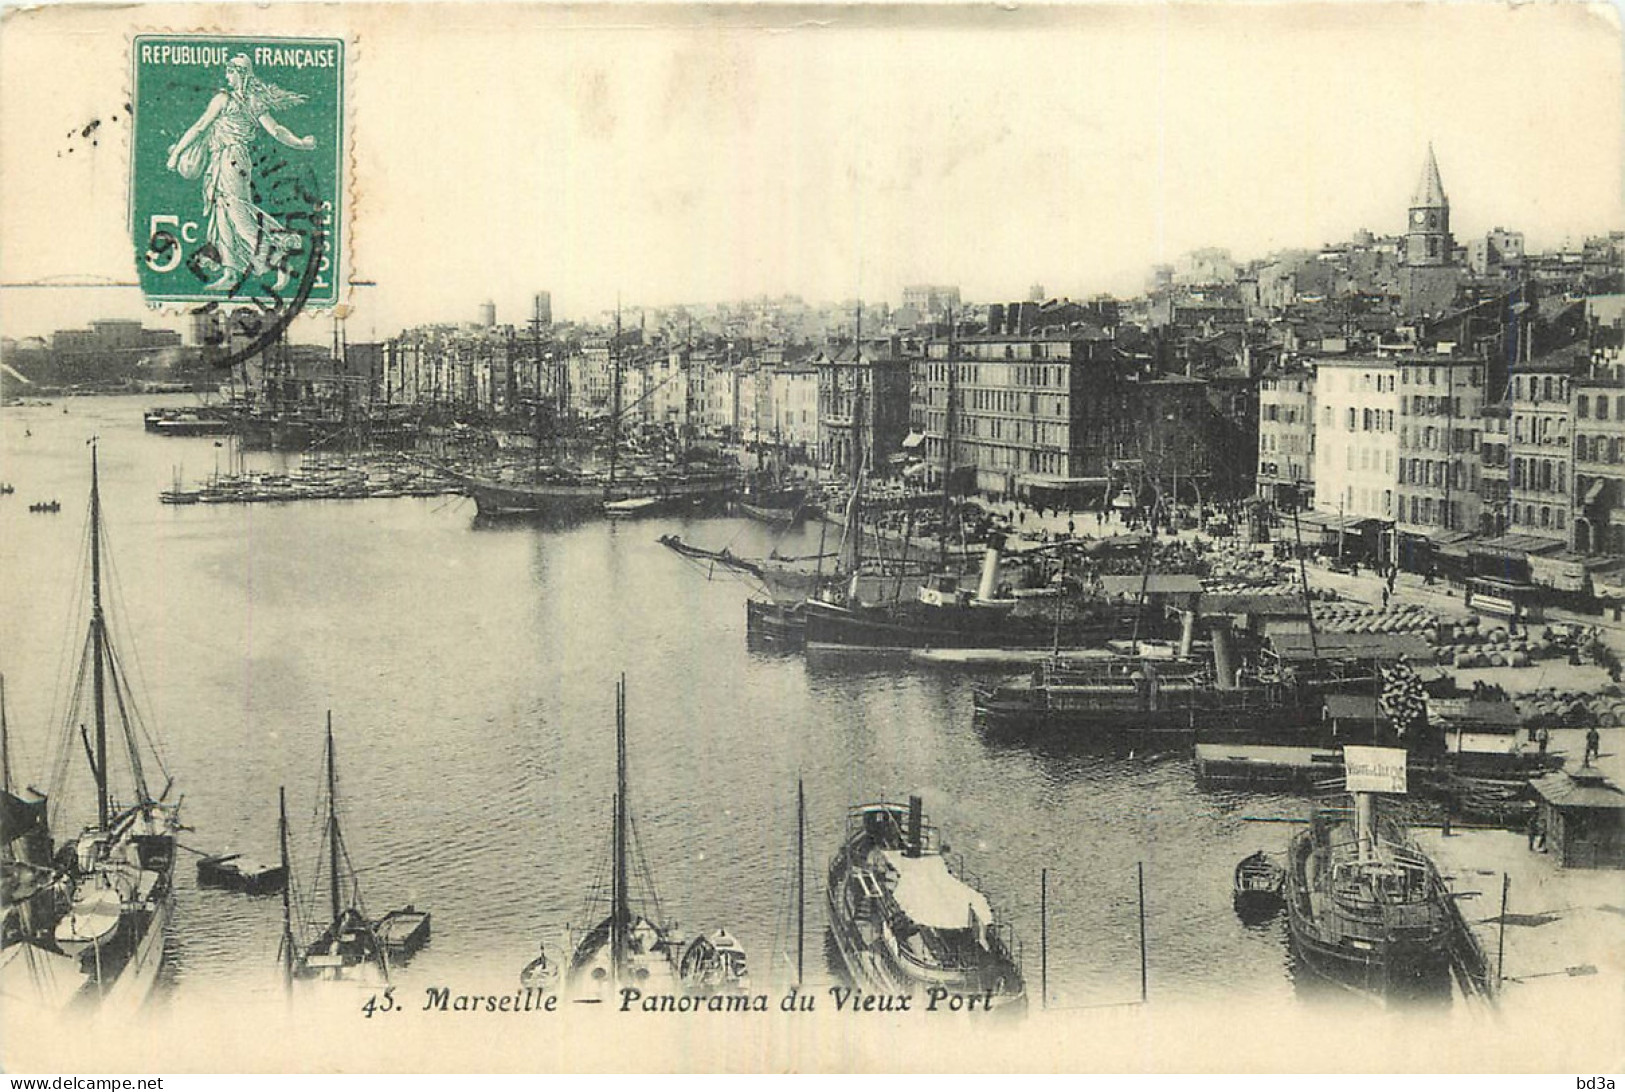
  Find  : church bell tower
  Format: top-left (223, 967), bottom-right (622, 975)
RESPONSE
top-left (1405, 144), bottom-right (1452, 267)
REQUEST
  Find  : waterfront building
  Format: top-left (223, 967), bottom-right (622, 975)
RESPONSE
top-left (1394, 350), bottom-right (1486, 538)
top-left (1311, 355), bottom-right (1400, 526)
top-left (817, 340), bottom-right (911, 476)
top-left (770, 362), bottom-right (819, 459)
top-left (1257, 368), bottom-right (1315, 507)
top-left (1480, 403), bottom-right (1511, 536)
top-left (911, 329), bottom-right (1133, 503)
top-left (1507, 346), bottom-right (1584, 545)
top-left (1572, 375), bottom-right (1625, 555)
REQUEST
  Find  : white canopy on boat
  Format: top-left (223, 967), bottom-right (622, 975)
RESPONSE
top-left (0, 941), bottom-right (85, 1010)
top-left (882, 850), bottom-right (993, 932)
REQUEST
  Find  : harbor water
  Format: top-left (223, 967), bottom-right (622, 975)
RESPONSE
top-left (2, 396), bottom-right (1309, 1011)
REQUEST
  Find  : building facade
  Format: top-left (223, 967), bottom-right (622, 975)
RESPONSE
top-left (1257, 369), bottom-right (1315, 505)
top-left (1312, 356), bottom-right (1400, 523)
top-left (1507, 356), bottom-right (1578, 543)
top-left (1394, 353), bottom-right (1485, 535)
top-left (912, 332), bottom-right (1134, 500)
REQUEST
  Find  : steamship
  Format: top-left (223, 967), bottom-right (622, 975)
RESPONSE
top-left (826, 796), bottom-right (1025, 1011)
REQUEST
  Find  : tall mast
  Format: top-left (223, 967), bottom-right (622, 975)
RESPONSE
top-left (89, 441), bottom-right (109, 831)
top-left (611, 675), bottom-right (629, 981)
top-left (279, 785), bottom-right (294, 989)
top-left (610, 306), bottom-right (622, 492)
top-left (326, 712), bottom-right (341, 925)
top-left (940, 309), bottom-right (956, 572)
top-left (795, 778), bottom-right (805, 987)
top-left (1, 674), bottom-right (10, 798)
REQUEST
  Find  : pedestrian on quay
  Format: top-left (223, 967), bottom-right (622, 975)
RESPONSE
top-left (1586, 726), bottom-right (1602, 766)
top-left (1537, 725), bottom-right (1551, 756)
top-left (1382, 587), bottom-right (1390, 609)
top-left (1527, 810), bottom-right (1544, 852)
top-left (1068, 517), bottom-right (1076, 537)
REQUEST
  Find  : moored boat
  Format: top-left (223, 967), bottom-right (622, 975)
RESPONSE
top-left (825, 796), bottom-right (1025, 1012)
top-left (283, 716), bottom-right (427, 987)
top-left (555, 676), bottom-right (740, 1001)
top-left (26, 445), bottom-right (181, 1012)
top-left (1232, 850), bottom-right (1286, 922)
top-left (678, 928), bottom-right (751, 996)
top-left (1285, 747), bottom-right (1456, 1003)
top-left (372, 906), bottom-right (432, 958)
top-left (197, 853), bottom-right (287, 895)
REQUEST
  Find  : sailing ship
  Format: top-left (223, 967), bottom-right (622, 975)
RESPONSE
top-left (826, 796), bottom-right (1025, 1011)
top-left (6, 445), bottom-right (182, 1011)
top-left (282, 716), bottom-right (429, 986)
top-left (1284, 747), bottom-right (1456, 1002)
top-left (560, 676), bottom-right (748, 999)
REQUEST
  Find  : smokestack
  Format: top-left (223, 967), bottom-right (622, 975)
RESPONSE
top-left (977, 531), bottom-right (1005, 601)
top-left (1211, 625), bottom-right (1237, 690)
top-left (905, 796), bottom-right (924, 858)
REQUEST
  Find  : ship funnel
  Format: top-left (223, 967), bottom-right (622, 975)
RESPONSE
top-left (976, 532), bottom-right (1005, 602)
top-left (1179, 609), bottom-right (1197, 659)
top-left (1211, 625), bottom-right (1237, 690)
top-left (905, 796), bottom-right (924, 858)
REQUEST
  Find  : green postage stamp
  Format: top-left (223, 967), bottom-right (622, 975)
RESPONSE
top-left (130, 35), bottom-right (344, 310)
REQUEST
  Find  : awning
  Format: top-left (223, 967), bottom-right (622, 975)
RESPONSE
top-left (1471, 533), bottom-right (1567, 560)
top-left (901, 431), bottom-right (926, 450)
top-left (1017, 474), bottom-right (1110, 489)
top-left (1529, 550), bottom-right (1613, 592)
top-left (1585, 478), bottom-right (1607, 506)
top-left (1592, 564), bottom-right (1625, 600)
top-left (1098, 574), bottom-right (1205, 598)
top-left (1295, 510), bottom-right (1380, 534)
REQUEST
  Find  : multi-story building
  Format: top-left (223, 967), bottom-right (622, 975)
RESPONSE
top-left (1572, 377), bottom-right (1625, 554)
top-left (1394, 352), bottom-right (1486, 535)
top-left (1480, 404), bottom-right (1510, 536)
top-left (1256, 369), bottom-right (1315, 506)
top-left (911, 330), bottom-right (1135, 501)
top-left (818, 340), bottom-right (911, 476)
top-left (1312, 356), bottom-right (1400, 524)
top-left (1507, 350), bottom-right (1581, 543)
top-left (771, 363), bottom-right (819, 458)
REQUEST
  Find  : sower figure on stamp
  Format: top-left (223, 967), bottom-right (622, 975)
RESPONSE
top-left (165, 54), bottom-right (317, 292)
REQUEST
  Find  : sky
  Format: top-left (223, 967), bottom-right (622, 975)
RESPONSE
top-left (1, 1), bottom-right (1622, 344)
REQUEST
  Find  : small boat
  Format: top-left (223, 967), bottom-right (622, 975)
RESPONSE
top-left (197, 853), bottom-right (287, 895)
top-left (603, 495), bottom-right (663, 519)
top-left (519, 942), bottom-right (560, 992)
top-left (0, 483), bottom-right (14, 495)
top-left (678, 929), bottom-right (750, 996)
top-left (1232, 850), bottom-right (1286, 922)
top-left (28, 500), bottom-right (60, 514)
top-left (371, 905), bottom-right (432, 958)
top-left (826, 795), bottom-right (1025, 1012)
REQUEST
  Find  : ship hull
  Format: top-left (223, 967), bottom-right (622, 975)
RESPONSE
top-left (825, 805), bottom-right (1026, 1013)
top-left (745, 599), bottom-right (804, 651)
top-left (1284, 825), bottom-right (1454, 1004)
top-left (803, 598), bottom-right (1123, 652)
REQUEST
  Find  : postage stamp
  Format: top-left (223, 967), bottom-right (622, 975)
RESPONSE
top-left (129, 34), bottom-right (344, 321)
